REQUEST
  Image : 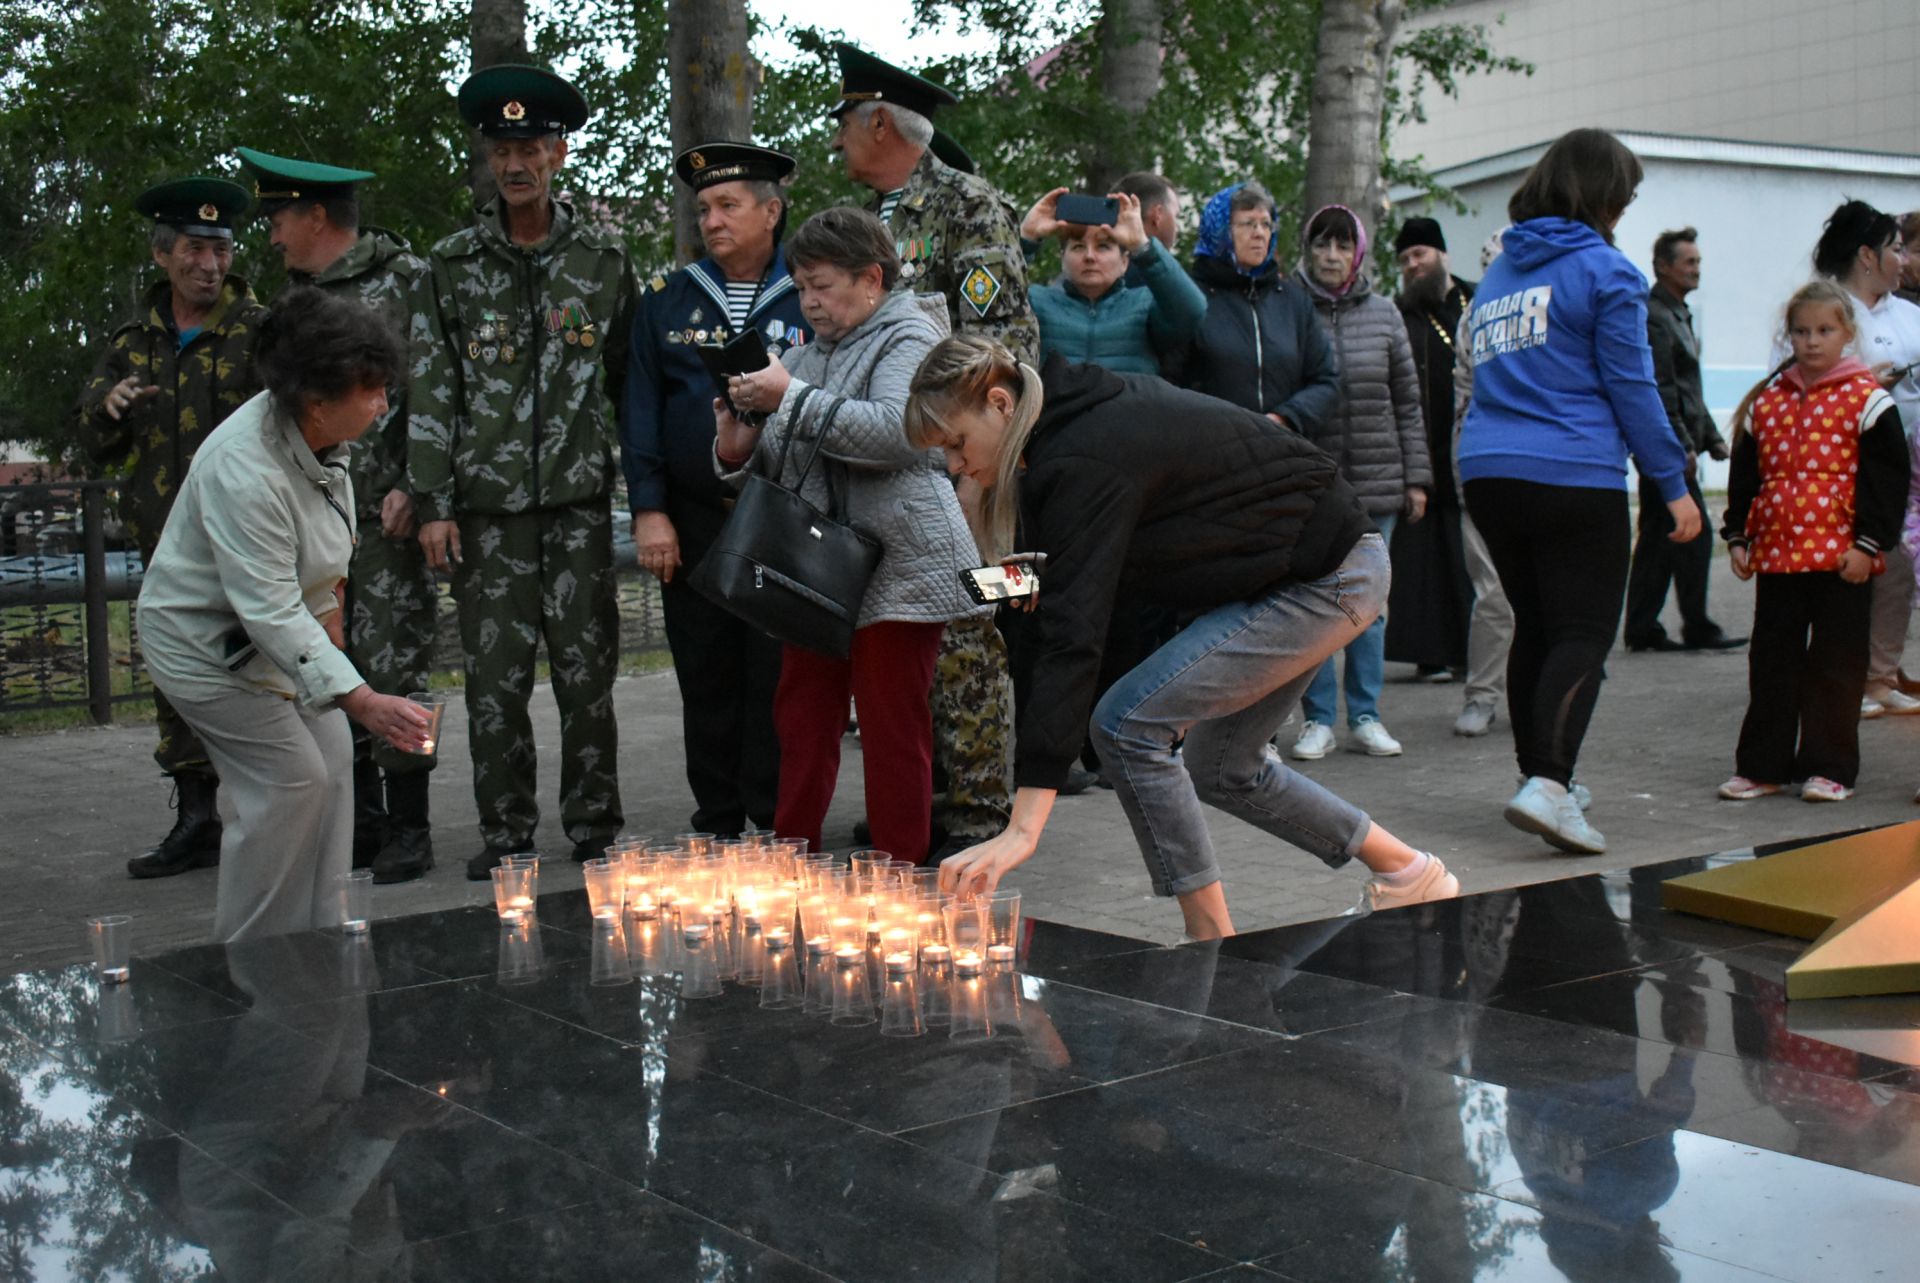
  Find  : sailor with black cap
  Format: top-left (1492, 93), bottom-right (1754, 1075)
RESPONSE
top-left (408, 63), bottom-right (637, 878)
top-left (75, 176), bottom-right (269, 881)
top-left (828, 42), bottom-right (1029, 858)
top-left (619, 142), bottom-right (810, 837)
top-left (237, 146), bottom-right (441, 883)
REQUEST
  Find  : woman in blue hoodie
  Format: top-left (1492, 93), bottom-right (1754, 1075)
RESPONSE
top-left (1173, 182), bottom-right (1340, 434)
top-left (1457, 128), bottom-right (1701, 856)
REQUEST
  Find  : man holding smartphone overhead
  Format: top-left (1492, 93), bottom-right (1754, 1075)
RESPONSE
top-left (622, 142), bottom-right (809, 838)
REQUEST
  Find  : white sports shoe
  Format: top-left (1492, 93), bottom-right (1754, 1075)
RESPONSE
top-left (1366, 853), bottom-right (1461, 911)
top-left (1503, 776), bottom-right (1606, 854)
top-left (1291, 720), bottom-right (1336, 760)
top-left (1869, 687), bottom-right (1920, 715)
top-left (1862, 694), bottom-right (1887, 719)
top-left (1348, 716), bottom-right (1403, 757)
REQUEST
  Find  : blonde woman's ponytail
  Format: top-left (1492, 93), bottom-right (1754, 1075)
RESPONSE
top-left (904, 336), bottom-right (1044, 560)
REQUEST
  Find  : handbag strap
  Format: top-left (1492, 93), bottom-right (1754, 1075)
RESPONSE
top-left (778, 391), bottom-right (853, 519)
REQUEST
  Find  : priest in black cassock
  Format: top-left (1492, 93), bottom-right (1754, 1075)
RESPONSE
top-left (1384, 217), bottom-right (1475, 682)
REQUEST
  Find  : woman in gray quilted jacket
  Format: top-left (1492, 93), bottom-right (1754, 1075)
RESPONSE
top-left (716, 207), bottom-right (988, 865)
top-left (1289, 204), bottom-right (1433, 762)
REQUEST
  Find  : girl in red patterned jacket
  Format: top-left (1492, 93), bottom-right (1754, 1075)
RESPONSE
top-left (1719, 280), bottom-right (1909, 803)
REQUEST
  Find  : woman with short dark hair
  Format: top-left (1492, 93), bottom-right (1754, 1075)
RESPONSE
top-left (1457, 128), bottom-right (1699, 855)
top-left (713, 207), bottom-right (984, 865)
top-left (137, 286), bottom-right (429, 941)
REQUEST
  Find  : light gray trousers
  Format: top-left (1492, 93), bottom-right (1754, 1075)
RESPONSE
top-left (163, 684), bottom-right (354, 941)
top-left (1868, 541), bottom-right (1915, 690)
top-left (1462, 509), bottom-right (1514, 705)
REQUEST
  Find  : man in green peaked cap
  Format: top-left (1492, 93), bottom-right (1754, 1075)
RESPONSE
top-left (75, 176), bottom-right (268, 880)
top-left (409, 64), bottom-right (636, 879)
top-left (238, 146), bottom-right (439, 885)
top-left (828, 43), bottom-right (1031, 857)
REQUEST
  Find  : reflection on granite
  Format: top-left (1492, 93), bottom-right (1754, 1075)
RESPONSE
top-left (4, 836), bottom-right (1920, 1280)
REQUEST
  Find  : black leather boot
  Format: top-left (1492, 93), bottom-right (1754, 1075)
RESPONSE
top-left (352, 751), bottom-right (388, 869)
top-left (372, 771), bottom-right (434, 884)
top-left (126, 775), bottom-right (222, 879)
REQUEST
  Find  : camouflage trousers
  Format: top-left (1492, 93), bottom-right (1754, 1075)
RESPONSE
top-left (346, 527), bottom-right (440, 774)
top-left (452, 504), bottom-right (623, 850)
top-left (929, 614), bottom-right (1013, 840)
top-left (141, 541), bottom-right (212, 780)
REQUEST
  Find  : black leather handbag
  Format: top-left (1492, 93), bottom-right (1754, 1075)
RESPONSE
top-left (689, 389), bottom-right (882, 658)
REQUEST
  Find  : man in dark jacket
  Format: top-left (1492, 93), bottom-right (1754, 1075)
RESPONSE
top-left (1385, 217), bottom-right (1478, 698)
top-left (75, 177), bottom-right (266, 880)
top-left (1174, 182), bottom-right (1339, 434)
top-left (1624, 228), bottom-right (1742, 653)
top-left (623, 142), bottom-right (808, 837)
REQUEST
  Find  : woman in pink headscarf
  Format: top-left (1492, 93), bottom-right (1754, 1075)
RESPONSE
top-left (1287, 204), bottom-right (1434, 762)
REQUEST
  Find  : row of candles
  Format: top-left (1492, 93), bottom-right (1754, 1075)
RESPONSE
top-left (489, 833), bottom-right (1025, 1040)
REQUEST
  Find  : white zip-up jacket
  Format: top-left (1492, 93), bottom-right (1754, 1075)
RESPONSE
top-left (138, 390), bottom-right (366, 709)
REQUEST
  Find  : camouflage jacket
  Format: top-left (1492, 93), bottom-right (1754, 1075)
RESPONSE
top-left (292, 228), bottom-right (427, 519)
top-left (408, 197), bottom-right (636, 521)
top-left (73, 276), bottom-right (268, 552)
top-left (871, 150), bottom-right (1039, 366)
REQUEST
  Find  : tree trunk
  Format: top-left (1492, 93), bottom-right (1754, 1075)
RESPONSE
top-left (1303, 0), bottom-right (1403, 247)
top-left (467, 0), bottom-right (529, 208)
top-left (1086, 0), bottom-right (1164, 194)
top-left (667, 0), bottom-right (755, 265)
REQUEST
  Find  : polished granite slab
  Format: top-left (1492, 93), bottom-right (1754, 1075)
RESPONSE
top-left (4, 842), bottom-right (1920, 1280)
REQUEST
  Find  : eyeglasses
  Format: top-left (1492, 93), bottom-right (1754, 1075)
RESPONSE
top-left (1231, 219), bottom-right (1274, 235)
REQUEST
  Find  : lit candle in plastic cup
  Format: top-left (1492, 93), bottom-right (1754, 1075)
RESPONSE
top-left (86, 915), bottom-right (131, 984)
top-left (335, 869), bottom-right (373, 934)
top-left (405, 690), bottom-right (447, 756)
top-left (491, 864), bottom-right (535, 923)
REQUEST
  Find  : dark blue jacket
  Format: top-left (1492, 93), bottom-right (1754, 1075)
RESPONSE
top-left (1170, 183), bottom-right (1339, 433)
top-left (1458, 217), bottom-right (1688, 500)
top-left (621, 248), bottom-right (810, 520)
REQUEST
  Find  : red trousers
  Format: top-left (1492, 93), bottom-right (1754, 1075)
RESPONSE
top-left (773, 621), bottom-right (945, 865)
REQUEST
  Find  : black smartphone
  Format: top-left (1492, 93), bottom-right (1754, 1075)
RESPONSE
top-left (959, 553), bottom-right (1046, 605)
top-left (1055, 193), bottom-right (1119, 228)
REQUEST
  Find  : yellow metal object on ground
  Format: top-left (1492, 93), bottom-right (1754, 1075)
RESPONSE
top-left (1660, 820), bottom-right (1920, 1000)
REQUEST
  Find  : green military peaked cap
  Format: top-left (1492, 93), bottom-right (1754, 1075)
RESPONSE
top-left (135, 177), bottom-right (251, 237)
top-left (673, 142), bottom-right (796, 190)
top-left (828, 43), bottom-right (959, 121)
top-left (930, 128), bottom-right (976, 175)
top-left (235, 146), bottom-right (374, 213)
top-left (457, 63), bottom-right (588, 138)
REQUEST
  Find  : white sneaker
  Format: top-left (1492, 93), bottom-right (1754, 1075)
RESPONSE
top-left (1348, 717), bottom-right (1403, 757)
top-left (1503, 776), bottom-right (1606, 854)
top-left (1862, 694), bottom-right (1887, 719)
top-left (1291, 721), bottom-right (1335, 760)
top-left (1870, 687), bottom-right (1920, 715)
top-left (1366, 853), bottom-right (1461, 911)
top-left (1453, 700), bottom-right (1496, 737)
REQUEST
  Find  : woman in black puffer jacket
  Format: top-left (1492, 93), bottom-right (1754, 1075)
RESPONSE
top-left (1288, 204), bottom-right (1432, 763)
top-left (1173, 182), bottom-right (1340, 435)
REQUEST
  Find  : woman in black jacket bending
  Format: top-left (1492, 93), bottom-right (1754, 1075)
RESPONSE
top-left (905, 337), bottom-right (1458, 938)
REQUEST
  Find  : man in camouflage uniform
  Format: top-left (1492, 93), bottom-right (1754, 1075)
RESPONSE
top-left (409, 65), bottom-right (635, 879)
top-left (240, 146), bottom-right (438, 883)
top-left (74, 177), bottom-right (266, 879)
top-left (830, 44), bottom-right (1032, 851)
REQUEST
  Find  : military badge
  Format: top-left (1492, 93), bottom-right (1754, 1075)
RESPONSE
top-left (690, 151), bottom-right (708, 171)
top-left (503, 100), bottom-right (527, 122)
top-left (961, 264), bottom-right (1002, 318)
top-left (500, 344), bottom-right (516, 363)
top-left (481, 344), bottom-right (499, 365)
top-left (649, 274), bottom-right (667, 293)
top-left (468, 340), bottom-right (480, 360)
top-left (197, 203), bottom-right (219, 222)
top-left (767, 319), bottom-right (785, 341)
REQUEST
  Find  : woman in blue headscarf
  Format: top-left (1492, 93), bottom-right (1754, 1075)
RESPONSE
top-left (1172, 181), bottom-right (1340, 435)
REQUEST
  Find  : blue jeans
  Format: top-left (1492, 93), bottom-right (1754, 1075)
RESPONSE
top-left (1089, 534), bottom-right (1389, 897)
top-left (1303, 513), bottom-right (1396, 726)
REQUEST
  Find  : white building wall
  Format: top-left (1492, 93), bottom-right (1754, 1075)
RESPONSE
top-left (1398, 0), bottom-right (1920, 170)
top-left (1397, 144), bottom-right (1920, 488)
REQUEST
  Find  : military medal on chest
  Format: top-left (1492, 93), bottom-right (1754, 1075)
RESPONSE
top-left (474, 309), bottom-right (513, 365)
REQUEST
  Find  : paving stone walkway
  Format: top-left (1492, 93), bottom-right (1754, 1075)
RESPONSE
top-left (7, 557), bottom-right (1919, 972)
